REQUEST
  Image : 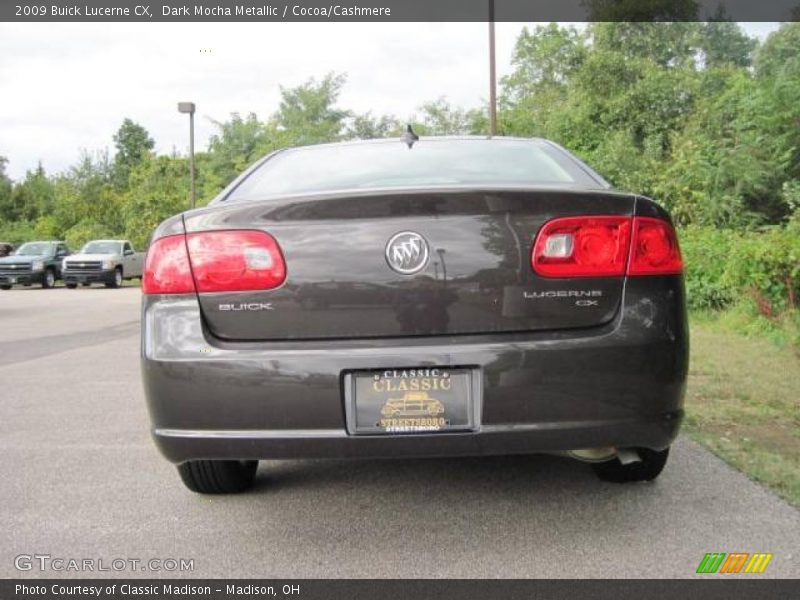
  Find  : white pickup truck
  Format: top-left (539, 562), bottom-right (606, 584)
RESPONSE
top-left (62, 239), bottom-right (144, 288)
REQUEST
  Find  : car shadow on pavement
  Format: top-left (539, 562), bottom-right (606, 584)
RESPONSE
top-left (249, 453), bottom-right (600, 496)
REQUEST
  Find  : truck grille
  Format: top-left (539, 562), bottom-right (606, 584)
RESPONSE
top-left (64, 261), bottom-right (103, 273)
top-left (0, 263), bottom-right (32, 275)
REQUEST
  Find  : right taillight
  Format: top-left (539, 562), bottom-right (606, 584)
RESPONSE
top-left (627, 217), bottom-right (683, 276)
top-left (142, 230), bottom-right (287, 294)
top-left (532, 215), bottom-right (682, 278)
top-left (532, 216), bottom-right (631, 278)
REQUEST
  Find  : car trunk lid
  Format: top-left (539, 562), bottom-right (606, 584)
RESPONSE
top-left (183, 188), bottom-right (635, 341)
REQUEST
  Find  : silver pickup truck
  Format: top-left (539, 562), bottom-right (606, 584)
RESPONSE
top-left (62, 239), bottom-right (144, 288)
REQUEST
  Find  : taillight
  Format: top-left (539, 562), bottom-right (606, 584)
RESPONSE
top-left (142, 234), bottom-right (195, 294)
top-left (627, 217), bottom-right (683, 275)
top-left (532, 216), bottom-right (631, 278)
top-left (186, 230), bottom-right (286, 292)
top-left (142, 230), bottom-right (286, 294)
top-left (532, 215), bottom-right (682, 278)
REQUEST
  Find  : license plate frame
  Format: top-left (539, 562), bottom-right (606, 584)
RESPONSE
top-left (344, 367), bottom-right (480, 435)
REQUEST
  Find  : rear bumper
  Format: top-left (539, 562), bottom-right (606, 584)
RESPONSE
top-left (63, 269), bottom-right (115, 284)
top-left (153, 416), bottom-right (683, 462)
top-left (142, 276), bottom-right (688, 463)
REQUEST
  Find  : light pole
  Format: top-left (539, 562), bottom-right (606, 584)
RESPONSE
top-left (488, 0), bottom-right (497, 136)
top-left (177, 101), bottom-right (196, 209)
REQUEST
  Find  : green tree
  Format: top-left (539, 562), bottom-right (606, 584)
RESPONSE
top-left (347, 112), bottom-right (401, 139)
top-left (49, 151), bottom-right (115, 237)
top-left (500, 24), bottom-right (586, 137)
top-left (700, 17), bottom-right (756, 68)
top-left (122, 155), bottom-right (190, 249)
top-left (589, 21), bottom-right (701, 68)
top-left (112, 118), bottom-right (154, 189)
top-left (653, 66), bottom-right (793, 227)
top-left (206, 113), bottom-right (274, 188)
top-left (503, 23), bottom-right (587, 99)
top-left (754, 22), bottom-right (800, 79)
top-left (0, 156), bottom-right (14, 222)
top-left (417, 98), bottom-right (481, 135)
top-left (275, 73), bottom-right (350, 145)
top-left (8, 163), bottom-right (55, 222)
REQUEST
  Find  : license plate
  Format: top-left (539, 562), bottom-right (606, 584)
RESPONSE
top-left (346, 367), bottom-right (478, 435)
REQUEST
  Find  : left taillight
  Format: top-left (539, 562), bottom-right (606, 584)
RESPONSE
top-left (142, 230), bottom-right (286, 294)
top-left (142, 234), bottom-right (195, 294)
top-left (186, 230), bottom-right (286, 292)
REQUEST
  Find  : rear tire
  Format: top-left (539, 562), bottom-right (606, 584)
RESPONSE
top-left (65, 283), bottom-right (78, 289)
top-left (591, 447), bottom-right (669, 483)
top-left (177, 460), bottom-right (258, 494)
top-left (0, 285), bottom-right (10, 290)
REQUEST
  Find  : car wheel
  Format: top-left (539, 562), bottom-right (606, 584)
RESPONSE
top-left (591, 447), bottom-right (669, 483)
top-left (65, 283), bottom-right (78, 289)
top-left (177, 460), bottom-right (258, 494)
top-left (42, 269), bottom-right (56, 288)
top-left (0, 285), bottom-right (10, 290)
top-left (105, 267), bottom-right (123, 289)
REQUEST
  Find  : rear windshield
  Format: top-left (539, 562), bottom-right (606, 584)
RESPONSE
top-left (226, 139), bottom-right (602, 202)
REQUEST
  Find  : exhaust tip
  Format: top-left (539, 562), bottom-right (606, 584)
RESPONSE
top-left (568, 447), bottom-right (617, 463)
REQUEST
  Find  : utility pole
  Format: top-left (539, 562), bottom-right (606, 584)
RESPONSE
top-left (488, 0), bottom-right (497, 136)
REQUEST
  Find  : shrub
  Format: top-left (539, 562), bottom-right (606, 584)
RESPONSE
top-left (678, 226), bottom-right (738, 310)
top-left (723, 226), bottom-right (800, 314)
top-left (680, 225), bottom-right (800, 315)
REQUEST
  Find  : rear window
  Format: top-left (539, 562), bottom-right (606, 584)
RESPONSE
top-left (225, 139), bottom-right (602, 202)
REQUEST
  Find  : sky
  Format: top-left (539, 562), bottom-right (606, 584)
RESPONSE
top-left (0, 22), bottom-right (780, 180)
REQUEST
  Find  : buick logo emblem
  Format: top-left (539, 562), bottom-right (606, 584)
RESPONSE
top-left (385, 231), bottom-right (429, 275)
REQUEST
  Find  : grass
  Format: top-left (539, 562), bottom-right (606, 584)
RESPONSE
top-left (686, 316), bottom-right (800, 507)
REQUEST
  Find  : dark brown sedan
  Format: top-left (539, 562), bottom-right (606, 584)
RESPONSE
top-left (141, 137), bottom-right (688, 493)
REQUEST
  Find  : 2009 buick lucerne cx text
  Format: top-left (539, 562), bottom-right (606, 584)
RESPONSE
top-left (141, 136), bottom-right (688, 494)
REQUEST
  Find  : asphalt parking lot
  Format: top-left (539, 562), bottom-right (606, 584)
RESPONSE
top-left (1, 285), bottom-right (798, 578)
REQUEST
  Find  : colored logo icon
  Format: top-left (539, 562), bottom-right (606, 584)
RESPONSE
top-left (696, 553), bottom-right (773, 574)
